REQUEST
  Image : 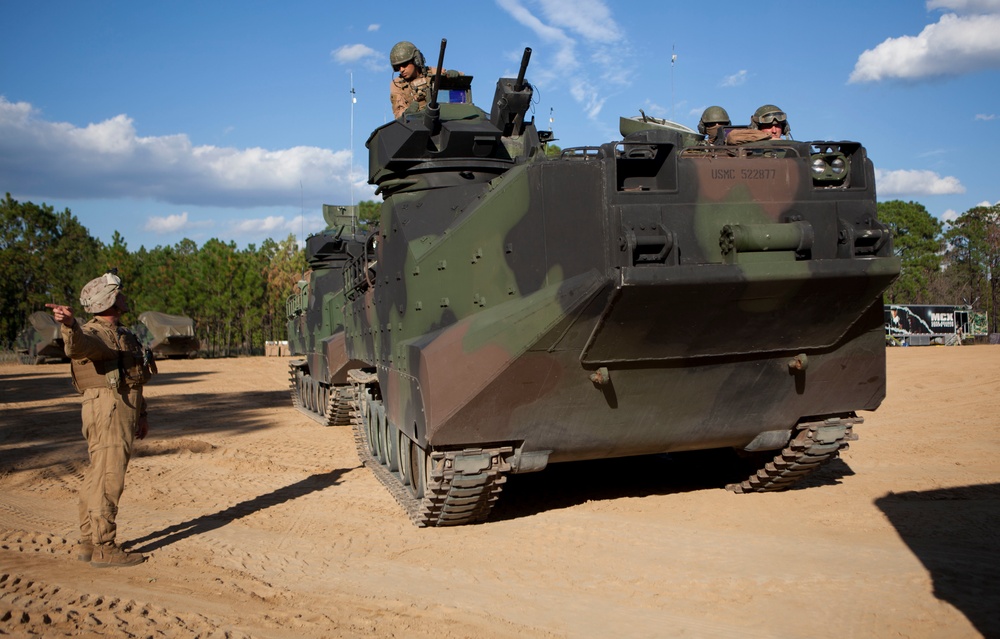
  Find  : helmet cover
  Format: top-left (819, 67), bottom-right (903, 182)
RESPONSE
top-left (80, 272), bottom-right (123, 314)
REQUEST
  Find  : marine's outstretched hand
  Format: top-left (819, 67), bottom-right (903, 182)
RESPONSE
top-left (46, 303), bottom-right (74, 326)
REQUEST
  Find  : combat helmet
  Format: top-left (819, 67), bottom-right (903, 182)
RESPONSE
top-left (80, 271), bottom-right (123, 314)
top-left (698, 106), bottom-right (731, 135)
top-left (750, 104), bottom-right (790, 136)
top-left (390, 41), bottom-right (425, 69)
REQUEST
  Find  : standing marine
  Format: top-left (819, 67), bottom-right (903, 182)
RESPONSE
top-left (48, 271), bottom-right (156, 567)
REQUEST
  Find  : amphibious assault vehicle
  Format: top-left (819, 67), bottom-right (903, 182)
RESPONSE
top-left (15, 311), bottom-right (69, 365)
top-left (287, 205), bottom-right (368, 424)
top-left (288, 42), bottom-right (900, 526)
top-left (133, 311), bottom-right (200, 358)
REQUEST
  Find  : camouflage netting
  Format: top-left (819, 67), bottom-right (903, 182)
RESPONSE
top-left (27, 311), bottom-right (61, 341)
top-left (138, 311), bottom-right (196, 338)
top-left (135, 311), bottom-right (199, 357)
top-left (15, 311), bottom-right (68, 364)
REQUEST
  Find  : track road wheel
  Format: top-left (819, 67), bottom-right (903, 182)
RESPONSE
top-left (361, 389), bottom-right (377, 457)
top-left (409, 441), bottom-right (427, 499)
top-left (398, 431), bottom-right (412, 488)
top-left (375, 402), bottom-right (388, 464)
top-left (383, 416), bottom-right (399, 473)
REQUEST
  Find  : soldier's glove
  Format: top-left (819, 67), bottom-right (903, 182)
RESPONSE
top-left (143, 347), bottom-right (158, 375)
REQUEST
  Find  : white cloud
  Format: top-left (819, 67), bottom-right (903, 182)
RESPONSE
top-left (975, 113), bottom-right (997, 120)
top-left (849, 12), bottom-right (1000, 83)
top-left (536, 0), bottom-right (623, 43)
top-left (495, 0), bottom-right (627, 121)
top-left (145, 212), bottom-right (189, 234)
top-left (875, 168), bottom-right (966, 195)
top-left (569, 84), bottom-right (608, 120)
top-left (231, 215), bottom-right (288, 234)
top-left (940, 208), bottom-right (960, 223)
top-left (720, 70), bottom-right (748, 87)
top-left (497, 0), bottom-right (574, 50)
top-left (331, 43), bottom-right (383, 71)
top-left (927, 0), bottom-right (1000, 13)
top-left (229, 213), bottom-right (323, 238)
top-left (0, 97), bottom-right (360, 209)
top-left (143, 211), bottom-right (213, 235)
top-left (367, 24), bottom-right (380, 32)
top-left (918, 148), bottom-right (948, 158)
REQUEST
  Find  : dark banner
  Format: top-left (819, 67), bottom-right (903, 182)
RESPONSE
top-left (885, 305), bottom-right (962, 336)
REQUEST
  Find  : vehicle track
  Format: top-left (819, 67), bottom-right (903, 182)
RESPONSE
top-left (726, 416), bottom-right (860, 493)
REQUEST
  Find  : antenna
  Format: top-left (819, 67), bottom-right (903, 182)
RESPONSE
top-left (350, 71), bottom-right (357, 232)
top-left (670, 45), bottom-right (677, 121)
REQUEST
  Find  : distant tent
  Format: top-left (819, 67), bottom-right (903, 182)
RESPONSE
top-left (135, 311), bottom-right (200, 358)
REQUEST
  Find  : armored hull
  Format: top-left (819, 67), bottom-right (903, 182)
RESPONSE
top-left (134, 311), bottom-right (200, 359)
top-left (289, 51), bottom-right (899, 525)
top-left (15, 311), bottom-right (68, 365)
top-left (287, 210), bottom-right (369, 424)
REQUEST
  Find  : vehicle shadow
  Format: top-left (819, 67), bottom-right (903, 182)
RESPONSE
top-left (875, 484), bottom-right (1000, 639)
top-left (127, 466), bottom-right (355, 553)
top-left (0, 365), bottom-right (292, 475)
top-left (491, 449), bottom-right (854, 522)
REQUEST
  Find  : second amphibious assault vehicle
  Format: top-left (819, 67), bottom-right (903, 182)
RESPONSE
top-left (288, 42), bottom-right (900, 526)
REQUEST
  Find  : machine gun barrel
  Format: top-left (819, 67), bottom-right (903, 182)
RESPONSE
top-left (428, 38), bottom-right (447, 110)
top-left (514, 47), bottom-right (532, 91)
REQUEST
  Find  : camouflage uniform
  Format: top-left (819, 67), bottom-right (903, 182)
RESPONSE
top-left (725, 128), bottom-right (772, 144)
top-left (727, 105), bottom-right (791, 144)
top-left (391, 72), bottom-right (432, 118)
top-left (63, 315), bottom-right (150, 548)
top-left (388, 40), bottom-right (462, 118)
top-left (55, 273), bottom-right (153, 566)
top-left (391, 67), bottom-right (453, 118)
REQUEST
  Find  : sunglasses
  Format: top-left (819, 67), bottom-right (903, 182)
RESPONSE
top-left (394, 61), bottom-right (413, 72)
top-left (757, 111), bottom-right (787, 125)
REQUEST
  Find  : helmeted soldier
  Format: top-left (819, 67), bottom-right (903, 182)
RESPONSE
top-left (389, 40), bottom-right (460, 118)
top-left (749, 104), bottom-right (791, 139)
top-left (48, 271), bottom-right (156, 567)
top-left (697, 106), bottom-right (731, 145)
top-left (726, 104), bottom-right (792, 144)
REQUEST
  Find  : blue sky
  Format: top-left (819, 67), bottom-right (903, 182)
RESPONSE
top-left (2, 0), bottom-right (999, 250)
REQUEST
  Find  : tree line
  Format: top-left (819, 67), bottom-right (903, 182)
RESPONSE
top-left (1, 193), bottom-right (307, 355)
top-left (3, 193), bottom-right (998, 355)
top-left (879, 199), bottom-right (1000, 334)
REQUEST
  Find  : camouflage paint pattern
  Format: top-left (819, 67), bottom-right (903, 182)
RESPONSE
top-left (342, 81), bottom-right (899, 471)
top-left (288, 52), bottom-right (899, 523)
top-left (287, 206), bottom-right (369, 414)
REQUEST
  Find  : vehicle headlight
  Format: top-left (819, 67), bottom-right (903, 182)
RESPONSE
top-left (809, 150), bottom-right (850, 185)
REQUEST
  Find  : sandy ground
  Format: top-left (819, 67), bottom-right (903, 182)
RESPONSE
top-left (1, 346), bottom-right (998, 639)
